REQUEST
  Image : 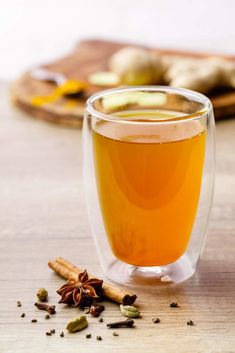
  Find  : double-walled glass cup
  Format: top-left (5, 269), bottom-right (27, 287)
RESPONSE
top-left (82, 86), bottom-right (215, 286)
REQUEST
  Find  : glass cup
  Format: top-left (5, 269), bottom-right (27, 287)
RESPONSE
top-left (82, 86), bottom-right (215, 286)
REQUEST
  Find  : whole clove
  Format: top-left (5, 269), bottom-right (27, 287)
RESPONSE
top-left (34, 302), bottom-right (56, 315)
top-left (96, 336), bottom-right (102, 341)
top-left (107, 318), bottom-right (134, 328)
top-left (90, 304), bottom-right (105, 317)
top-left (50, 329), bottom-right (55, 334)
top-left (46, 331), bottom-right (52, 336)
top-left (31, 319), bottom-right (37, 323)
top-left (170, 302), bottom-right (179, 308)
top-left (45, 314), bottom-right (50, 320)
top-left (187, 320), bottom-right (194, 326)
top-left (17, 300), bottom-right (22, 307)
top-left (21, 313), bottom-right (25, 318)
top-left (86, 333), bottom-right (92, 339)
top-left (122, 294), bottom-right (137, 306)
top-left (60, 331), bottom-right (64, 337)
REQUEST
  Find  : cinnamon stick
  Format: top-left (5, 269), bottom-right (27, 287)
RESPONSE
top-left (48, 257), bottom-right (137, 305)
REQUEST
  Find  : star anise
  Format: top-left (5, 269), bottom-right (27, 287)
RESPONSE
top-left (57, 270), bottom-right (103, 308)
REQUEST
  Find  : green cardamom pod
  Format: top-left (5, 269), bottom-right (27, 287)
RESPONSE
top-left (120, 304), bottom-right (140, 318)
top-left (66, 315), bottom-right (88, 333)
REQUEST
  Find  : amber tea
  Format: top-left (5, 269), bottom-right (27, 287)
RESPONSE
top-left (93, 110), bottom-right (206, 267)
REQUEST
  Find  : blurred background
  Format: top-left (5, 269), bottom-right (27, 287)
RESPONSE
top-left (1, 0), bottom-right (235, 80)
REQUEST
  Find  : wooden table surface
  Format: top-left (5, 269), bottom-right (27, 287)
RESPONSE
top-left (0, 82), bottom-right (235, 353)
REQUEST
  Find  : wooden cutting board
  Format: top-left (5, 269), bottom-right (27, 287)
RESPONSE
top-left (11, 39), bottom-right (235, 127)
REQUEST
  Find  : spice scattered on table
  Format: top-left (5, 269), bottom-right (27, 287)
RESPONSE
top-left (107, 318), bottom-right (134, 328)
top-left (66, 315), bottom-right (88, 333)
top-left (120, 304), bottom-right (140, 318)
top-left (90, 304), bottom-right (105, 317)
top-left (57, 270), bottom-right (103, 308)
top-left (152, 318), bottom-right (160, 323)
top-left (35, 302), bottom-right (56, 314)
top-left (16, 259), bottom-right (200, 343)
top-left (49, 257), bottom-right (137, 305)
top-left (122, 294), bottom-right (137, 306)
top-left (17, 300), bottom-right (22, 307)
top-left (37, 288), bottom-right (48, 302)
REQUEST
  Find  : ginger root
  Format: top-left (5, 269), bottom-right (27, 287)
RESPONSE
top-left (164, 56), bottom-right (235, 93)
top-left (109, 47), bottom-right (163, 85)
top-left (207, 57), bottom-right (235, 88)
top-left (164, 58), bottom-right (221, 93)
top-left (108, 47), bottom-right (235, 94)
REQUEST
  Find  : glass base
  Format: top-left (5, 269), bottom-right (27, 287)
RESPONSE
top-left (104, 254), bottom-right (196, 287)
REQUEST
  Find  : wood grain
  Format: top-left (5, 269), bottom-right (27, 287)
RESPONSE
top-left (0, 82), bottom-right (235, 353)
top-left (11, 39), bottom-right (235, 127)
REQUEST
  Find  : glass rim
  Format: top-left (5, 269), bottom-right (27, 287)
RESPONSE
top-left (85, 85), bottom-right (212, 125)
